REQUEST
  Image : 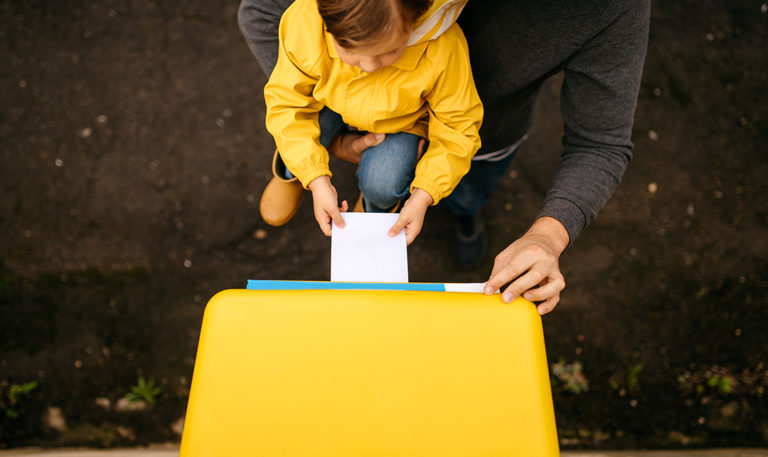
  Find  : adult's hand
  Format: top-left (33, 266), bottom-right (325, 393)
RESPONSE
top-left (483, 217), bottom-right (570, 315)
top-left (328, 132), bottom-right (384, 164)
top-left (329, 132), bottom-right (426, 164)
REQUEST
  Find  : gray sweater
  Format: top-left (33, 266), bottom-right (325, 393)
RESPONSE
top-left (238, 0), bottom-right (650, 243)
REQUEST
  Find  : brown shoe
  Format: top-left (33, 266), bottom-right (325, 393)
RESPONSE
top-left (259, 150), bottom-right (304, 226)
top-left (353, 193), bottom-right (365, 212)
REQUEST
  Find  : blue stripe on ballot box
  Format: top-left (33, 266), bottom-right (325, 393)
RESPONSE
top-left (246, 280), bottom-right (447, 292)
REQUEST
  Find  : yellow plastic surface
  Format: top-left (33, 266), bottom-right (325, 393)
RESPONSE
top-left (180, 289), bottom-right (559, 456)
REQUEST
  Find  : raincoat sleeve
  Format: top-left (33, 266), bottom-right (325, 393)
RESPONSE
top-left (410, 24), bottom-right (483, 205)
top-left (263, 4), bottom-right (330, 189)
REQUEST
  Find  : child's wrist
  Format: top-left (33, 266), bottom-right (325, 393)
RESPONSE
top-left (410, 188), bottom-right (434, 207)
top-left (308, 175), bottom-right (331, 192)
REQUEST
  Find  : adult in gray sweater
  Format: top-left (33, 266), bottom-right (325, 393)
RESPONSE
top-left (238, 0), bottom-right (650, 314)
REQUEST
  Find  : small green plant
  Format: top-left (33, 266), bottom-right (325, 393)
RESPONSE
top-left (126, 376), bottom-right (162, 404)
top-left (707, 373), bottom-right (734, 394)
top-left (609, 364), bottom-right (644, 397)
top-left (551, 359), bottom-right (589, 394)
top-left (1, 381), bottom-right (38, 419)
top-left (677, 365), bottom-right (737, 397)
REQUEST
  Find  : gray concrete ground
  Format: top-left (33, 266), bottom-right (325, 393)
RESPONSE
top-left (0, 447), bottom-right (767, 457)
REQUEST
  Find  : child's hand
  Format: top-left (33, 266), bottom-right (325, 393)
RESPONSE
top-left (308, 176), bottom-right (348, 236)
top-left (388, 188), bottom-right (433, 245)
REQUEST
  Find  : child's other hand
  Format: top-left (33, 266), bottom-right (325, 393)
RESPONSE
top-left (308, 176), bottom-right (348, 236)
top-left (388, 188), bottom-right (433, 245)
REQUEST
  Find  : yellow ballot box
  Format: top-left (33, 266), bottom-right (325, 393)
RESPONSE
top-left (180, 283), bottom-right (559, 456)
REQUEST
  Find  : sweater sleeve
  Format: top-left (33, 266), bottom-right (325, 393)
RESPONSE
top-left (237, 0), bottom-right (294, 77)
top-left (412, 25), bottom-right (483, 205)
top-left (263, 4), bottom-right (331, 188)
top-left (538, 1), bottom-right (650, 244)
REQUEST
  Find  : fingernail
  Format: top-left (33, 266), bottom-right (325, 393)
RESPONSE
top-left (484, 287), bottom-right (492, 295)
top-left (375, 133), bottom-right (385, 141)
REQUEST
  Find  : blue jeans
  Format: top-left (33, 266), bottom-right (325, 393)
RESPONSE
top-left (356, 132), bottom-right (420, 212)
top-left (284, 107), bottom-right (420, 213)
top-left (444, 143), bottom-right (521, 217)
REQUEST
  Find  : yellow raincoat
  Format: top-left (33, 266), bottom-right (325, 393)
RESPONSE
top-left (264, 0), bottom-right (482, 205)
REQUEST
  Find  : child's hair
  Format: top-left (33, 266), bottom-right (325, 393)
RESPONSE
top-left (317, 0), bottom-right (433, 48)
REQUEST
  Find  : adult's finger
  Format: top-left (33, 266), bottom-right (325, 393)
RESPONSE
top-left (536, 295), bottom-right (560, 315)
top-left (522, 276), bottom-right (565, 302)
top-left (484, 249), bottom-right (537, 295)
top-left (501, 267), bottom-right (547, 303)
top-left (330, 132), bottom-right (385, 164)
top-left (416, 138), bottom-right (426, 160)
top-left (357, 132), bottom-right (385, 150)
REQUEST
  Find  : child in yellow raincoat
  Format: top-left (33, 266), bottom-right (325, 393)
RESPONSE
top-left (263, 0), bottom-right (482, 244)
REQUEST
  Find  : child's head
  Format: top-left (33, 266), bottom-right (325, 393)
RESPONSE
top-left (317, 0), bottom-right (432, 72)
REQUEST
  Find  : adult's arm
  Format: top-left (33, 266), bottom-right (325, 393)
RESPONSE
top-left (238, 0), bottom-right (295, 77)
top-left (485, 1), bottom-right (651, 311)
top-left (540, 1), bottom-right (651, 242)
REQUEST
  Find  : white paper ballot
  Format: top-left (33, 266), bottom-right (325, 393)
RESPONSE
top-left (331, 213), bottom-right (408, 283)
